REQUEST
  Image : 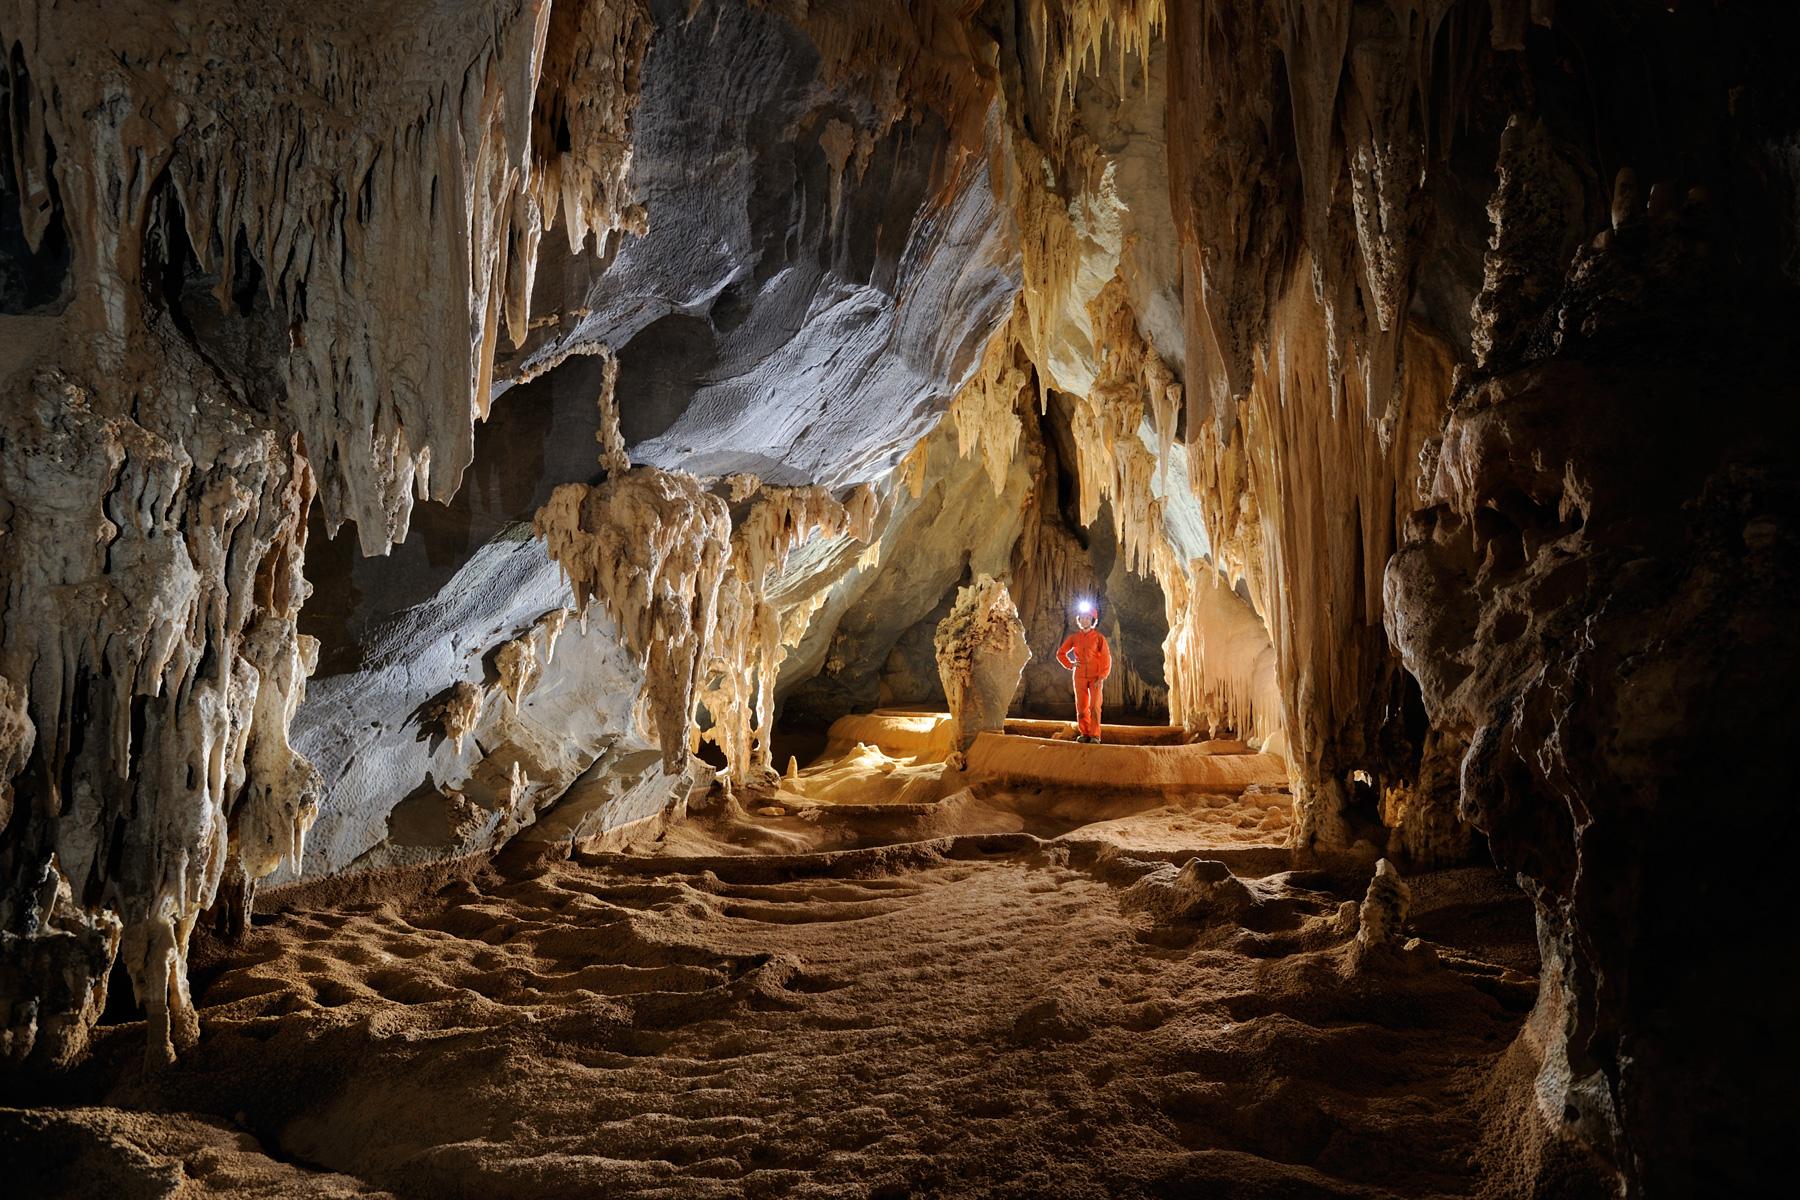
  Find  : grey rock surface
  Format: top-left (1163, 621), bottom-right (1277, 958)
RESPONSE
top-left (291, 0), bottom-right (1022, 877)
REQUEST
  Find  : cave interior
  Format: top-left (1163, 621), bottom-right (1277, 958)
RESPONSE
top-left (1, 1), bottom-right (1797, 1197)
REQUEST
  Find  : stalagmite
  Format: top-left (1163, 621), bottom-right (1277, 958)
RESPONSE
top-left (934, 575), bottom-right (1031, 755)
top-left (1356, 858), bottom-right (1411, 952)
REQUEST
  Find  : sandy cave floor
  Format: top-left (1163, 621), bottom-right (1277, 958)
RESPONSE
top-left (4, 785), bottom-right (1538, 1199)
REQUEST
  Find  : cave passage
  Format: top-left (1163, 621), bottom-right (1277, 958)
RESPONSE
top-left (3, 1), bottom-right (1795, 1196)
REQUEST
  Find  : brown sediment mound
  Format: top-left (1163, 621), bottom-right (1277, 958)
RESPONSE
top-left (0, 1105), bottom-right (389, 1197)
top-left (24, 784), bottom-right (1539, 1199)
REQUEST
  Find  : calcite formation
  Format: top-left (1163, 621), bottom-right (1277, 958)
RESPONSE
top-left (538, 460), bottom-right (880, 785)
top-left (934, 575), bottom-right (1031, 754)
top-left (759, 6), bottom-right (1799, 1190)
top-left (496, 609), bottom-right (568, 710)
top-left (1385, 135), bottom-right (1800, 1188)
top-left (701, 484), bottom-right (879, 783)
top-left (1356, 858), bottom-right (1411, 953)
top-left (3, 0), bottom-right (651, 553)
top-left (0, 678), bottom-right (32, 836)
top-left (0, 2), bottom-right (1794, 1193)
top-left (0, 356), bottom-right (320, 1068)
top-left (0, 0), bottom-right (652, 1065)
top-left (0, 858), bottom-right (121, 1067)
top-left (535, 469), bottom-right (730, 774)
top-left (430, 681), bottom-right (488, 754)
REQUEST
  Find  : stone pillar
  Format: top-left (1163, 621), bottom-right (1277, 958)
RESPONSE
top-left (934, 574), bottom-right (1031, 754)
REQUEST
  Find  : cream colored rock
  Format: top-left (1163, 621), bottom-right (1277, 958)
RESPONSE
top-left (1357, 858), bottom-right (1411, 952)
top-left (934, 575), bottom-right (1031, 753)
top-left (535, 468), bottom-right (731, 774)
top-left (431, 682), bottom-right (487, 755)
top-left (497, 637), bottom-right (540, 710)
top-left (700, 482), bottom-right (879, 784)
top-left (0, 676), bottom-right (32, 834)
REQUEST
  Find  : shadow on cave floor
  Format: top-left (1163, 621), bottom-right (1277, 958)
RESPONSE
top-left (10, 746), bottom-right (1541, 1200)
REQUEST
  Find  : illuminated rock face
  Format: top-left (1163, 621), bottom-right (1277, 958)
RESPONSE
top-left (0, 0), bottom-right (1019, 1069)
top-left (289, 0), bottom-right (1018, 878)
top-left (934, 576), bottom-right (1031, 753)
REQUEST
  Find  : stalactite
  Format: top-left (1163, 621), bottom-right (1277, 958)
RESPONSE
top-left (0, 0), bottom-right (655, 1067)
top-left (1159, 559), bottom-right (1283, 748)
top-left (0, 361), bottom-right (321, 1067)
top-left (535, 469), bottom-right (731, 775)
top-left (0, 677), bottom-right (32, 836)
top-left (495, 606), bottom-right (574, 712)
top-left (948, 306), bottom-right (1032, 497)
top-left (897, 442), bottom-right (931, 500)
top-left (592, 346), bottom-right (630, 477)
top-left (537, 453), bottom-right (879, 788)
top-left (701, 484), bottom-right (879, 784)
top-left (0, 0), bottom-right (652, 552)
top-left (1162, 0), bottom-right (1495, 841)
top-left (1179, 272), bottom-right (1456, 843)
top-left (0, 857), bottom-right (121, 1068)
top-left (430, 681), bottom-right (488, 755)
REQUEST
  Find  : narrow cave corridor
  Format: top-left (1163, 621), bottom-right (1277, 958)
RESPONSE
top-left (2, 2), bottom-right (1797, 1197)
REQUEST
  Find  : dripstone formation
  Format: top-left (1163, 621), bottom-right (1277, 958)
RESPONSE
top-left (3, 2), bottom-right (1795, 1194)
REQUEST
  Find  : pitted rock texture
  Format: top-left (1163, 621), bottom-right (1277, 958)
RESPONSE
top-left (933, 575), bottom-right (1031, 753)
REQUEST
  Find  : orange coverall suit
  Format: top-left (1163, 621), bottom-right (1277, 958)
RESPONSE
top-left (1056, 627), bottom-right (1112, 739)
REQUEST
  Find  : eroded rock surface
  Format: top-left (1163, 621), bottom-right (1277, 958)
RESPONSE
top-left (933, 575), bottom-right (1031, 754)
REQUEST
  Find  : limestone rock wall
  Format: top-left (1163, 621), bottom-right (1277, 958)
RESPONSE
top-left (776, 3), bottom-right (1800, 1192)
top-left (1155, 2), bottom-right (1800, 1190)
top-left (0, 0), bottom-right (660, 1065)
top-left (286, 0), bottom-right (1019, 889)
top-left (1385, 126), bottom-right (1800, 1190)
top-left (776, 417), bottom-right (1034, 728)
